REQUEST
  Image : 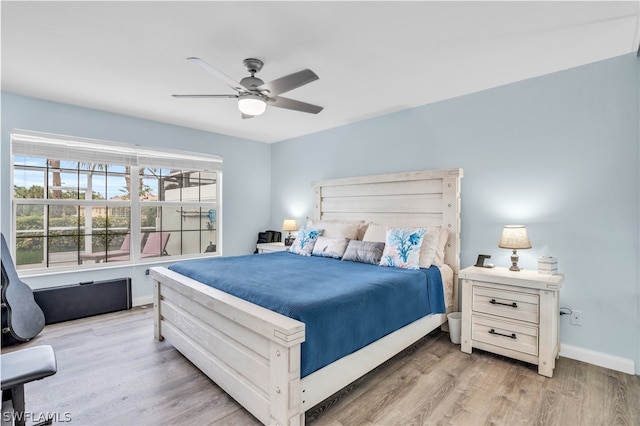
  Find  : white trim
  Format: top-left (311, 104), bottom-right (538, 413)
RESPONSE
top-left (560, 344), bottom-right (636, 375)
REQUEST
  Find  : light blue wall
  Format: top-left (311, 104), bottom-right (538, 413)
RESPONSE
top-left (2, 53), bottom-right (638, 374)
top-left (271, 53), bottom-right (640, 374)
top-left (1, 92), bottom-right (271, 303)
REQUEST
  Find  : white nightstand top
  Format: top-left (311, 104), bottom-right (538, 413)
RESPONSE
top-left (459, 266), bottom-right (564, 290)
top-left (256, 242), bottom-right (288, 253)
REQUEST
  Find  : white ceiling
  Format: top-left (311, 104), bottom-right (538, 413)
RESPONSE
top-left (2, 1), bottom-right (639, 143)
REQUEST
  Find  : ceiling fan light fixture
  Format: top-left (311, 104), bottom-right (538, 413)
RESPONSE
top-left (174, 57), bottom-right (322, 116)
top-left (238, 93), bottom-right (266, 116)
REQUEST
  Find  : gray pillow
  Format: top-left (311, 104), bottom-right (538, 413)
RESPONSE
top-left (342, 240), bottom-right (385, 265)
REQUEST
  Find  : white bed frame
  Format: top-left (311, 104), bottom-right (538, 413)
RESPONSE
top-left (150, 168), bottom-right (462, 425)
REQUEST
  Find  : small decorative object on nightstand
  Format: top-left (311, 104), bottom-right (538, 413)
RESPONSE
top-left (538, 257), bottom-right (558, 275)
top-left (498, 225), bottom-right (531, 271)
top-left (256, 242), bottom-right (288, 254)
top-left (282, 219), bottom-right (298, 246)
top-left (459, 266), bottom-right (564, 377)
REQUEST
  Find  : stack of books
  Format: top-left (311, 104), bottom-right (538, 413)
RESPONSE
top-left (538, 257), bottom-right (558, 275)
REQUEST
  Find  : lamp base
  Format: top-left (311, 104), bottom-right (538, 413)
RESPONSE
top-left (509, 249), bottom-right (521, 271)
top-left (284, 237), bottom-right (295, 246)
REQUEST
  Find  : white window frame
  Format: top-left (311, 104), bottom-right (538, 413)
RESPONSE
top-left (10, 130), bottom-right (223, 273)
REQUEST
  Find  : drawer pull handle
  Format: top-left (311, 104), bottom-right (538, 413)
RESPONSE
top-left (489, 329), bottom-right (517, 339)
top-left (490, 299), bottom-right (518, 308)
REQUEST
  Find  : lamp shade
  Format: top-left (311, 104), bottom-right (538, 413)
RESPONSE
top-left (282, 219), bottom-right (298, 232)
top-left (238, 93), bottom-right (266, 116)
top-left (498, 225), bottom-right (532, 249)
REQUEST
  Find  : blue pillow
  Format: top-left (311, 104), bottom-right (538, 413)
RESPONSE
top-left (289, 227), bottom-right (323, 256)
top-left (379, 227), bottom-right (426, 269)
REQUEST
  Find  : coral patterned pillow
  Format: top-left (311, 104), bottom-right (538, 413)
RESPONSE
top-left (289, 227), bottom-right (323, 256)
top-left (379, 227), bottom-right (426, 269)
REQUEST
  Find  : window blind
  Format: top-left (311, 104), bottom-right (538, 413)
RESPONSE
top-left (11, 130), bottom-right (223, 172)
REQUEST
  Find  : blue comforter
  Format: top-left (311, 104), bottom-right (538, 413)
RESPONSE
top-left (169, 251), bottom-right (445, 377)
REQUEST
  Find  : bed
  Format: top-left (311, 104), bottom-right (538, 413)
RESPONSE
top-left (150, 168), bottom-right (462, 425)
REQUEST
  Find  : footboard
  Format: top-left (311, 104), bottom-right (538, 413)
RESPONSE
top-left (150, 267), bottom-right (306, 426)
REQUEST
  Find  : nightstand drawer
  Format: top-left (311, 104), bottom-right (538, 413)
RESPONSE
top-left (473, 286), bottom-right (539, 324)
top-left (472, 314), bottom-right (538, 356)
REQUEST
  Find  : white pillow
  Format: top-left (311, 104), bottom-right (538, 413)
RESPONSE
top-left (307, 220), bottom-right (359, 240)
top-left (311, 236), bottom-right (349, 259)
top-left (418, 227), bottom-right (441, 269)
top-left (362, 222), bottom-right (387, 242)
top-left (308, 219), bottom-right (368, 240)
top-left (355, 222), bottom-right (369, 240)
top-left (433, 228), bottom-right (448, 266)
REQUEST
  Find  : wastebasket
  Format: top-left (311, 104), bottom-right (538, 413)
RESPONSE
top-left (447, 312), bottom-right (462, 344)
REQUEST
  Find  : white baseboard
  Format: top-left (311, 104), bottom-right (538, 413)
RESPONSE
top-left (560, 344), bottom-right (636, 375)
top-left (132, 295), bottom-right (153, 307)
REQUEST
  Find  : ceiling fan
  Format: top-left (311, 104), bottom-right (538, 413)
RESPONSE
top-left (172, 57), bottom-right (323, 119)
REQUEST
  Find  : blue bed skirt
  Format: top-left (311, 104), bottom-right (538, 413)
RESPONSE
top-left (169, 251), bottom-right (445, 377)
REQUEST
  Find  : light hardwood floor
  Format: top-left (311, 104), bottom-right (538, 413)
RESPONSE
top-left (3, 306), bottom-right (639, 426)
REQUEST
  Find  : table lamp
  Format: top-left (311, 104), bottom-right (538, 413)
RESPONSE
top-left (282, 219), bottom-right (298, 246)
top-left (498, 225), bottom-right (531, 271)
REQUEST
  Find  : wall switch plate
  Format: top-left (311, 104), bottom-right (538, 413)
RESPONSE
top-left (571, 310), bottom-right (582, 326)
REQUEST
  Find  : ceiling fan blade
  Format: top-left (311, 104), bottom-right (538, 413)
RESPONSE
top-left (241, 113), bottom-right (254, 119)
top-left (257, 69), bottom-right (319, 97)
top-left (172, 94), bottom-right (238, 98)
top-left (187, 57), bottom-right (247, 92)
top-left (270, 96), bottom-right (323, 114)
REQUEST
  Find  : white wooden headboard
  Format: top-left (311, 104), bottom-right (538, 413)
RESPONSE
top-left (311, 168), bottom-right (463, 306)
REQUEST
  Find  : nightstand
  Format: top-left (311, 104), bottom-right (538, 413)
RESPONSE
top-left (256, 242), bottom-right (288, 253)
top-left (459, 266), bottom-right (564, 377)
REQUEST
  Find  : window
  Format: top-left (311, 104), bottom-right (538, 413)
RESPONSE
top-left (11, 130), bottom-right (222, 271)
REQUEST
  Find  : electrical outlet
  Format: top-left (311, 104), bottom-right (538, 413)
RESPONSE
top-left (571, 310), bottom-right (582, 326)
